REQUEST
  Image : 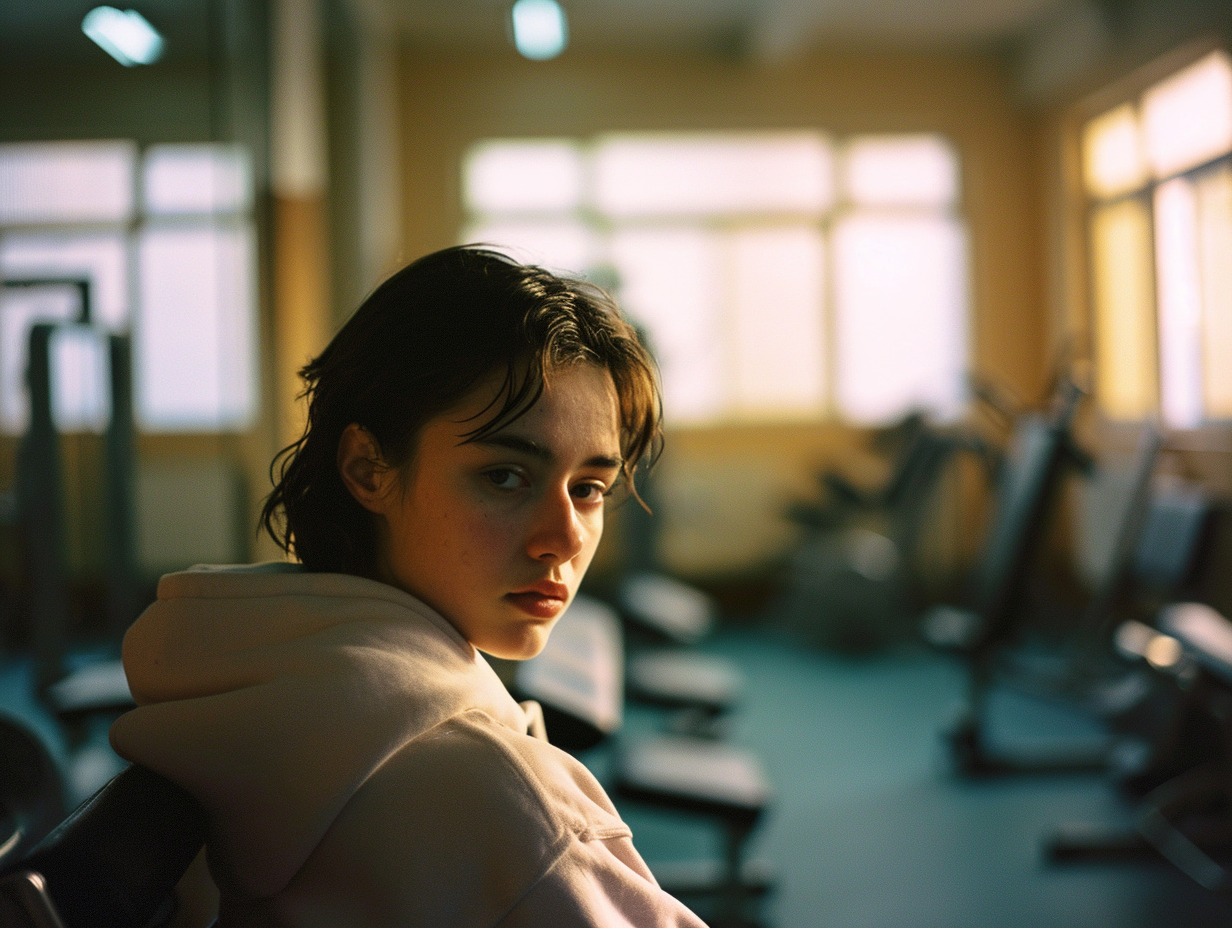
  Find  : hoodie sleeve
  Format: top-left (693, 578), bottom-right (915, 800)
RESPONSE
top-left (495, 833), bottom-right (708, 928)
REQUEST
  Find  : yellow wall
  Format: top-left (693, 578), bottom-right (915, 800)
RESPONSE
top-left (398, 46), bottom-right (1044, 584)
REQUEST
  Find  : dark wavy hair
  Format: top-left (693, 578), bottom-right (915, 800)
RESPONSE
top-left (260, 245), bottom-right (662, 576)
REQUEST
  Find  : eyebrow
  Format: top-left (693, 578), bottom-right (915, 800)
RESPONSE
top-left (472, 434), bottom-right (623, 470)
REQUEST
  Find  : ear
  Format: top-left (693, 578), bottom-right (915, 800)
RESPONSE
top-left (337, 424), bottom-right (394, 514)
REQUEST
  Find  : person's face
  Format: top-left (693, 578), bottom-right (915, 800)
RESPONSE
top-left (340, 362), bottom-right (623, 660)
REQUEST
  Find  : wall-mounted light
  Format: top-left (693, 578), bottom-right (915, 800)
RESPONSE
top-left (82, 6), bottom-right (164, 66)
top-left (510, 0), bottom-right (567, 61)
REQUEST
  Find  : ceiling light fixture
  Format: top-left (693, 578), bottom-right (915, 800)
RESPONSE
top-left (510, 0), bottom-right (567, 61)
top-left (82, 6), bottom-right (164, 66)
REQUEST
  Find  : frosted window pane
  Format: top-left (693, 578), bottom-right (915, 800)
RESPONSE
top-left (464, 140), bottom-right (583, 214)
top-left (1142, 50), bottom-right (1232, 179)
top-left (0, 232), bottom-right (128, 329)
top-left (1090, 200), bottom-right (1158, 419)
top-left (0, 141), bottom-right (135, 225)
top-left (1083, 104), bottom-right (1146, 199)
top-left (50, 325), bottom-right (110, 433)
top-left (0, 286), bottom-right (79, 434)
top-left (462, 220), bottom-right (596, 276)
top-left (137, 222), bottom-right (257, 431)
top-left (833, 214), bottom-right (967, 424)
top-left (842, 135), bottom-right (959, 207)
top-left (610, 228), bottom-right (725, 424)
top-left (143, 144), bottom-right (253, 216)
top-left (594, 133), bottom-right (832, 217)
top-left (1154, 178), bottom-right (1205, 428)
top-left (1197, 165), bottom-right (1232, 419)
top-left (729, 227), bottom-right (825, 417)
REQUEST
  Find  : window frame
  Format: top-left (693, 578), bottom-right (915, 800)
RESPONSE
top-left (0, 139), bottom-right (260, 438)
top-left (461, 130), bottom-right (970, 430)
top-left (1072, 37), bottom-right (1232, 451)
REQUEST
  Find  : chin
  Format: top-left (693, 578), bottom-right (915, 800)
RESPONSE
top-left (481, 625), bottom-right (554, 661)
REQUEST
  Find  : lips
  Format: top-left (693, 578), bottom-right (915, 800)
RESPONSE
top-left (505, 580), bottom-right (569, 619)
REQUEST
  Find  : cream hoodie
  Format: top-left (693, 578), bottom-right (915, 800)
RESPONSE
top-left (110, 564), bottom-right (705, 928)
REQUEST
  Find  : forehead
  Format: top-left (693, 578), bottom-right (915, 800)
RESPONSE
top-left (443, 362), bottom-right (620, 447)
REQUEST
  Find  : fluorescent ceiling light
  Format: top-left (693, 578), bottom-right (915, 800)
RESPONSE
top-left (82, 7), bottom-right (164, 66)
top-left (511, 0), bottom-right (567, 61)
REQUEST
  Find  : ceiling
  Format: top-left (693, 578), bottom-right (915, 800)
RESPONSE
top-left (0, 0), bottom-right (1069, 69)
top-left (386, 0), bottom-right (1069, 61)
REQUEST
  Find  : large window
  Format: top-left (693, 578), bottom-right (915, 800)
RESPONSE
top-left (1082, 48), bottom-right (1232, 429)
top-left (462, 131), bottom-right (969, 427)
top-left (0, 140), bottom-right (258, 435)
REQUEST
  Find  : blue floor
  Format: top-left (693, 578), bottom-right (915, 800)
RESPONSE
top-left (608, 629), bottom-right (1232, 928)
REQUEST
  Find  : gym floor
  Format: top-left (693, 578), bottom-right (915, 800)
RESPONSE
top-left (603, 628), bottom-right (1232, 928)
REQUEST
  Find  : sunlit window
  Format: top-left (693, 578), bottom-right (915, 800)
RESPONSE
top-left (1141, 51), bottom-right (1232, 180)
top-left (1089, 199), bottom-right (1157, 420)
top-left (0, 141), bottom-right (135, 225)
top-left (49, 326), bottom-right (111, 433)
top-left (1197, 164), bottom-right (1232, 419)
top-left (143, 144), bottom-right (253, 216)
top-left (1081, 48), bottom-right (1232, 429)
top-left (833, 214), bottom-right (967, 423)
top-left (137, 222), bottom-right (257, 430)
top-left (593, 133), bottom-right (833, 217)
top-left (461, 131), bottom-right (967, 427)
top-left (0, 140), bottom-right (257, 435)
top-left (841, 135), bottom-right (959, 208)
top-left (465, 139), bottom-right (583, 214)
top-left (1082, 104), bottom-right (1146, 199)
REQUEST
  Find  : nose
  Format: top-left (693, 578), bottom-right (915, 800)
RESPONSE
top-left (526, 486), bottom-right (587, 564)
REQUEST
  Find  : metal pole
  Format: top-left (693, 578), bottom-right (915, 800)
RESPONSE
top-left (105, 333), bottom-right (137, 635)
top-left (19, 323), bottom-right (70, 693)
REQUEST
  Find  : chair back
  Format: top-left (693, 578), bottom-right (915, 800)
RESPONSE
top-left (1, 764), bottom-right (206, 928)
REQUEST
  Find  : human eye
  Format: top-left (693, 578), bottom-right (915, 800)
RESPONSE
top-left (571, 480), bottom-right (611, 504)
top-left (483, 467), bottom-right (527, 492)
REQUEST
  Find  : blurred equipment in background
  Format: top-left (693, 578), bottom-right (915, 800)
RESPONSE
top-left (12, 314), bottom-right (136, 715)
top-left (928, 385), bottom-right (1216, 784)
top-left (920, 377), bottom-right (1110, 775)
top-left (921, 377), bottom-right (1089, 659)
top-left (5, 276), bottom-right (138, 687)
top-left (1047, 602), bottom-right (1232, 894)
top-left (0, 285), bottom-right (138, 818)
top-left (614, 435), bottom-right (748, 740)
top-left (777, 409), bottom-right (993, 654)
top-left (513, 595), bottom-right (624, 752)
top-left (620, 573), bottom-right (744, 740)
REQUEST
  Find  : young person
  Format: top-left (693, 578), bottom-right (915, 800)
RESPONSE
top-left (110, 246), bottom-right (706, 927)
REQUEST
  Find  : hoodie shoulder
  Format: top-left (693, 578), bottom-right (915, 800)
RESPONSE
top-left (278, 708), bottom-right (630, 927)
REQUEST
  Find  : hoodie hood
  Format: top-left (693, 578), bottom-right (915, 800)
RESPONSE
top-left (110, 563), bottom-right (532, 899)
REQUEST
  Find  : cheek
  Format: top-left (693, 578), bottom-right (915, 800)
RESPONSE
top-left (453, 506), bottom-right (523, 568)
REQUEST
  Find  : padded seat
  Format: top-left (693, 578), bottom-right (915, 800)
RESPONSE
top-left (44, 661), bottom-right (133, 722)
top-left (617, 735), bottom-right (769, 825)
top-left (626, 652), bottom-right (743, 716)
top-left (615, 735), bottom-right (772, 926)
top-left (620, 572), bottom-right (715, 645)
top-left (618, 573), bottom-right (747, 739)
top-left (514, 595), bottom-right (623, 751)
